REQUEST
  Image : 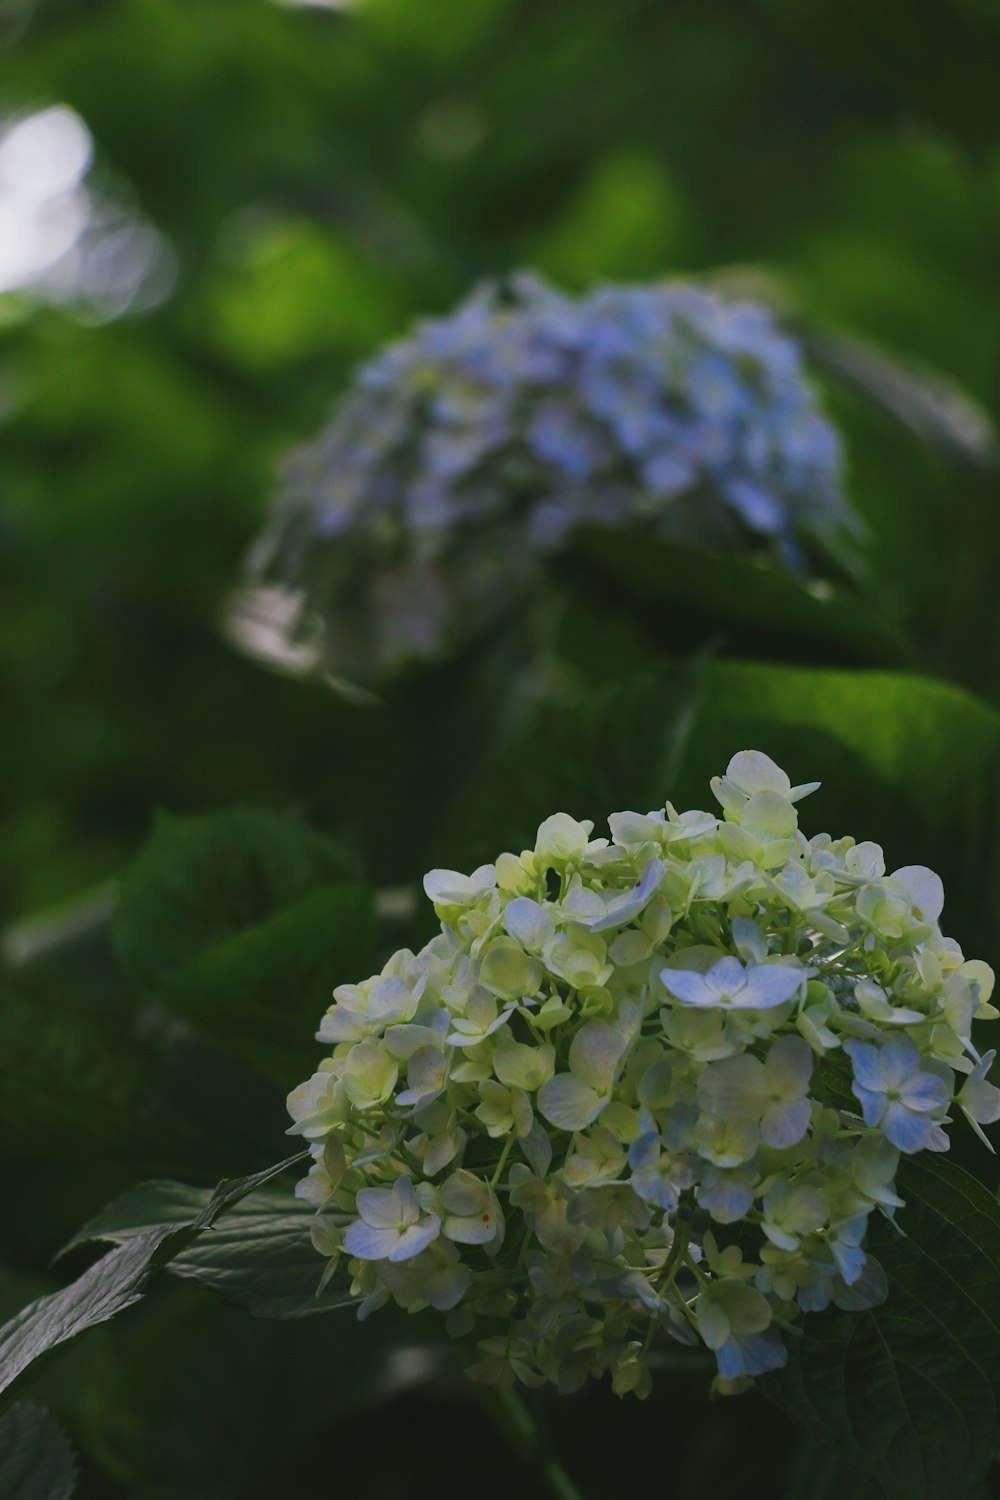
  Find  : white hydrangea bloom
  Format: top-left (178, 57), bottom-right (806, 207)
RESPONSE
top-left (288, 750), bottom-right (999, 1396)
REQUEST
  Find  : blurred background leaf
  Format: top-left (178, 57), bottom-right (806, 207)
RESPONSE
top-left (0, 1401), bottom-right (77, 1500)
top-left (2, 0), bottom-right (1000, 922)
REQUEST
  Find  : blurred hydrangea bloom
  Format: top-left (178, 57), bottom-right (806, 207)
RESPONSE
top-left (248, 276), bottom-right (859, 685)
top-left (288, 752), bottom-right (999, 1396)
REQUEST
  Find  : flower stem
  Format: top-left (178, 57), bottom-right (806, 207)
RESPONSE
top-left (490, 1133), bottom-right (516, 1188)
top-left (683, 1250), bottom-right (710, 1288)
top-left (473, 1383), bottom-right (587, 1500)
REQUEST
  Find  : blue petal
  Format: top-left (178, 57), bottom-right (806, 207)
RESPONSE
top-left (760, 1098), bottom-right (810, 1149)
top-left (724, 478), bottom-right (785, 535)
top-left (628, 1132), bottom-right (659, 1173)
top-left (708, 956), bottom-right (747, 992)
top-left (697, 1173), bottom-right (755, 1224)
top-left (660, 968), bottom-right (715, 1006)
top-left (844, 1039), bottom-right (883, 1092)
top-left (898, 1072), bottom-right (950, 1113)
top-left (831, 1257), bottom-right (887, 1311)
top-left (829, 1238), bottom-right (867, 1285)
top-left (797, 1279), bottom-right (833, 1313)
top-left (851, 1085), bottom-right (886, 1129)
top-left (882, 1102), bottom-right (937, 1154)
top-left (878, 1036), bottom-right (921, 1089)
top-left (581, 858), bottom-right (665, 932)
top-left (343, 1221), bottom-right (401, 1261)
top-left (389, 1215), bottom-right (441, 1262)
top-left (715, 1330), bottom-right (786, 1379)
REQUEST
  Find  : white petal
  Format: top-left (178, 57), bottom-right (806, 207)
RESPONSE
top-left (765, 1035), bottom-right (813, 1096)
top-left (698, 1055), bottom-right (767, 1118)
top-left (537, 1074), bottom-right (605, 1132)
top-left (503, 896), bottom-right (554, 950)
top-left (890, 865), bottom-right (944, 923)
top-left (355, 1186), bottom-right (402, 1229)
top-left (724, 751), bottom-right (790, 796)
top-left (568, 1018), bottom-right (625, 1092)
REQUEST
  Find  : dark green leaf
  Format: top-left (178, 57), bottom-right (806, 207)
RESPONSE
top-left (62, 1152), bottom-right (310, 1256)
top-left (0, 1231), bottom-right (178, 1414)
top-left (438, 658), bottom-right (705, 873)
top-left (1, 1155), bottom-right (306, 1410)
top-left (159, 883), bottom-right (375, 1085)
top-left (781, 1438), bottom-right (880, 1500)
top-left (763, 1155), bottom-right (1000, 1499)
top-left (176, 1190), bottom-right (353, 1318)
top-left (673, 661), bottom-right (1000, 958)
top-left (0, 1403), bottom-right (77, 1500)
top-left (114, 809), bottom-right (352, 991)
top-left (0, 974), bottom-right (289, 1263)
top-left (576, 528), bottom-right (908, 668)
top-left (62, 1177), bottom-right (349, 1319)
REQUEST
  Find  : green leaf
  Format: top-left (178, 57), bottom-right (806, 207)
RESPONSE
top-left (674, 661), bottom-right (1000, 956)
top-left (114, 809), bottom-right (353, 991)
top-left (1, 1155), bottom-right (306, 1411)
top-left (59, 1151), bottom-right (310, 1254)
top-left (782, 1439), bottom-right (881, 1500)
top-left (0, 1231), bottom-right (178, 1415)
top-left (186, 1150), bottom-right (313, 1233)
top-left (164, 1190), bottom-right (352, 1318)
top-left (0, 975), bottom-right (289, 1266)
top-left (62, 1176), bottom-right (349, 1319)
top-left (0, 1403), bottom-right (77, 1500)
top-left (575, 528), bottom-right (908, 668)
top-left (159, 883), bottom-right (375, 1085)
top-left (438, 658), bottom-right (704, 873)
top-left (763, 1155), bottom-right (1000, 1499)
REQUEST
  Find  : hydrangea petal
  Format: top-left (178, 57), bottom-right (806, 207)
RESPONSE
top-left (537, 1074), bottom-right (605, 1132)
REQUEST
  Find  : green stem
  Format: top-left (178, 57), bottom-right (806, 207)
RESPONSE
top-left (653, 1204), bottom-right (692, 1293)
top-left (683, 1250), bottom-right (710, 1289)
top-left (472, 1382), bottom-right (587, 1500)
top-left (490, 1133), bottom-right (516, 1188)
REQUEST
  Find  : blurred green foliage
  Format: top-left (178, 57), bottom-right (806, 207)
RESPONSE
top-left (2, 0), bottom-right (1000, 920)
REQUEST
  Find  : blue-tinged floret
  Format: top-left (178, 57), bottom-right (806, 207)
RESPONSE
top-left (249, 277), bottom-right (859, 684)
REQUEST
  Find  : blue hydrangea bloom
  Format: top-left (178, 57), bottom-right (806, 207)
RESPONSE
top-left (246, 274), bottom-right (859, 684)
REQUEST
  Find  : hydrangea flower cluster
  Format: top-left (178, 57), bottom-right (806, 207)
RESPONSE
top-left (250, 275), bottom-right (859, 684)
top-left (287, 753), bottom-right (999, 1396)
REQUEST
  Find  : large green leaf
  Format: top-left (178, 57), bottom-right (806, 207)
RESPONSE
top-left (63, 1179), bottom-right (350, 1319)
top-left (0, 1403), bottom-right (77, 1500)
top-left (114, 809), bottom-right (353, 991)
top-left (437, 658), bottom-right (705, 874)
top-left (159, 883), bottom-right (375, 1086)
top-left (0, 1232), bottom-right (178, 1416)
top-left (171, 1193), bottom-right (353, 1317)
top-left (0, 971), bottom-right (289, 1275)
top-left (575, 528), bottom-right (908, 668)
top-left (763, 1155), bottom-right (1000, 1499)
top-left (0, 1155), bottom-right (306, 1412)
